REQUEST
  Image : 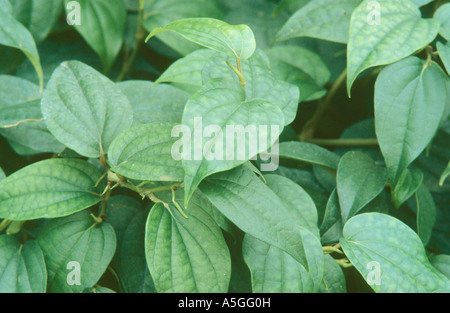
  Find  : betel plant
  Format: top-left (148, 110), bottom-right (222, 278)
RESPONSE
top-left (0, 0), bottom-right (449, 293)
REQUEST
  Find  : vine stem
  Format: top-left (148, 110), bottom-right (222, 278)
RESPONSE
top-left (300, 68), bottom-right (347, 141)
top-left (305, 138), bottom-right (379, 147)
top-left (0, 219), bottom-right (12, 233)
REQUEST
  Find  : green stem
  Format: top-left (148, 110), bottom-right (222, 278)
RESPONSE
top-left (0, 219), bottom-right (12, 233)
top-left (335, 258), bottom-right (353, 268)
top-left (305, 138), bottom-right (379, 147)
top-left (226, 60), bottom-right (246, 89)
top-left (300, 68), bottom-right (347, 141)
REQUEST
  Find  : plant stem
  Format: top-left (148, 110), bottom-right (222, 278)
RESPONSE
top-left (305, 138), bottom-right (379, 147)
top-left (0, 219), bottom-right (12, 233)
top-left (300, 68), bottom-right (347, 141)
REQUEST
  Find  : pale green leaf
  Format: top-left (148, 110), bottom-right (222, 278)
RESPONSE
top-left (415, 184), bottom-right (436, 245)
top-left (145, 194), bottom-right (231, 293)
top-left (0, 167), bottom-right (5, 181)
top-left (337, 151), bottom-right (388, 221)
top-left (347, 0), bottom-right (439, 95)
top-left (41, 61), bottom-right (133, 158)
top-left (0, 236), bottom-right (47, 293)
top-left (64, 0), bottom-right (126, 71)
top-left (107, 122), bottom-right (184, 182)
top-left (375, 57), bottom-right (448, 184)
top-left (0, 158), bottom-right (104, 220)
top-left (430, 255), bottom-right (450, 279)
top-left (37, 210), bottom-right (116, 293)
top-left (340, 213), bottom-right (450, 292)
top-left (319, 255), bottom-right (347, 293)
top-left (437, 42), bottom-right (450, 76)
top-left (278, 141), bottom-right (340, 170)
top-left (434, 3), bottom-right (450, 40)
top-left (146, 18), bottom-right (256, 60)
top-left (276, 0), bottom-right (362, 43)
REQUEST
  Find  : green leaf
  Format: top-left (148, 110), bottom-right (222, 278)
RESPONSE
top-left (347, 0), bottom-right (439, 95)
top-left (242, 231), bottom-right (324, 293)
top-left (0, 75), bottom-right (40, 105)
top-left (64, 0), bottom-right (126, 71)
top-left (276, 0), bottom-right (362, 43)
top-left (145, 195), bottom-right (231, 293)
top-left (202, 50), bottom-right (300, 124)
top-left (146, 18), bottom-right (256, 60)
top-left (12, 0), bottom-right (63, 43)
top-left (411, 0), bottom-right (433, 7)
top-left (0, 236), bottom-right (47, 293)
top-left (278, 141), bottom-right (341, 170)
top-left (0, 167), bottom-right (5, 181)
top-left (375, 57), bottom-right (448, 184)
top-left (437, 42), bottom-right (450, 76)
top-left (0, 4), bottom-right (43, 90)
top-left (430, 255), bottom-right (450, 279)
top-left (415, 184), bottom-right (436, 245)
top-left (319, 255), bottom-right (347, 293)
top-left (182, 77), bottom-right (284, 204)
top-left (340, 213), bottom-right (450, 292)
top-left (337, 151), bottom-right (388, 221)
top-left (117, 80), bottom-right (189, 126)
top-left (434, 3), bottom-right (450, 40)
top-left (37, 210), bottom-right (116, 293)
top-left (266, 45), bottom-right (330, 102)
top-left (41, 61), bottom-right (133, 158)
top-left (106, 196), bottom-right (155, 293)
top-left (320, 189), bottom-right (341, 236)
top-left (107, 122), bottom-right (184, 182)
top-left (200, 165), bottom-right (314, 271)
top-left (391, 167), bottom-right (423, 208)
top-left (142, 0), bottom-right (223, 56)
top-left (0, 158), bottom-right (104, 220)
top-left (440, 161), bottom-right (450, 186)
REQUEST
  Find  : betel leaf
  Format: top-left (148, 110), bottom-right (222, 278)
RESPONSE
top-left (375, 57), bottom-right (448, 184)
top-left (12, 0), bottom-right (63, 44)
top-left (181, 77), bottom-right (284, 204)
top-left (430, 255), bottom-right (450, 279)
top-left (0, 158), bottom-right (104, 220)
top-left (340, 213), bottom-right (450, 292)
top-left (391, 167), bottom-right (423, 208)
top-left (146, 18), bottom-right (256, 60)
top-left (117, 80), bottom-right (189, 126)
top-left (278, 141), bottom-right (340, 170)
top-left (145, 194), bottom-right (231, 293)
top-left (276, 0), bottom-right (362, 44)
top-left (434, 3), bottom-right (450, 40)
top-left (320, 189), bottom-right (341, 236)
top-left (319, 255), bottom-right (346, 293)
top-left (64, 0), bottom-right (126, 71)
top-left (0, 167), bottom-right (5, 181)
top-left (411, 0), bottom-right (433, 7)
top-left (202, 49), bottom-right (300, 124)
top-left (242, 231), bottom-right (324, 293)
top-left (347, 0), bottom-right (439, 95)
top-left (200, 165), bottom-right (313, 271)
top-left (37, 210), bottom-right (116, 293)
top-left (106, 196), bottom-right (155, 293)
top-left (0, 236), bottom-right (47, 293)
top-left (0, 75), bottom-right (40, 105)
top-left (337, 151), bottom-right (388, 222)
top-left (107, 122), bottom-right (184, 182)
top-left (0, 3), bottom-right (43, 90)
top-left (142, 0), bottom-right (223, 56)
top-left (437, 42), bottom-right (450, 76)
top-left (41, 61), bottom-right (133, 158)
top-left (415, 184), bottom-right (436, 245)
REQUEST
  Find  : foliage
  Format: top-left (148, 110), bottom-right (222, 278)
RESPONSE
top-left (0, 0), bottom-right (449, 293)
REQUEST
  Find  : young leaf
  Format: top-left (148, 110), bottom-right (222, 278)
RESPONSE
top-left (107, 122), bottom-right (184, 182)
top-left (200, 166), bottom-right (314, 271)
top-left (145, 195), bottom-right (231, 293)
top-left (437, 42), bottom-right (450, 76)
top-left (434, 3), bottom-right (450, 40)
top-left (430, 255), bottom-right (450, 279)
top-left (347, 0), bottom-right (439, 95)
top-left (41, 61), bottom-right (133, 158)
top-left (415, 184), bottom-right (437, 245)
top-left (278, 141), bottom-right (341, 170)
top-left (337, 151), bottom-right (388, 222)
top-left (0, 4), bottom-right (43, 90)
top-left (391, 167), bottom-right (423, 208)
top-left (276, 0), bottom-right (362, 44)
top-left (319, 255), bottom-right (347, 293)
top-left (182, 77), bottom-right (284, 204)
top-left (375, 57), bottom-right (448, 184)
top-left (106, 196), bottom-right (155, 293)
top-left (117, 80), bottom-right (189, 126)
top-left (0, 158), bottom-right (104, 220)
top-left (146, 18), bottom-right (256, 60)
top-left (37, 210), bottom-right (116, 293)
top-left (0, 236), bottom-right (47, 293)
top-left (64, 0), bottom-right (126, 71)
top-left (242, 231), bottom-right (324, 293)
top-left (340, 213), bottom-right (450, 292)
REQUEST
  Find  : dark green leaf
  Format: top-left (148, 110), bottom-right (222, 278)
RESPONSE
top-left (391, 167), bottom-right (423, 208)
